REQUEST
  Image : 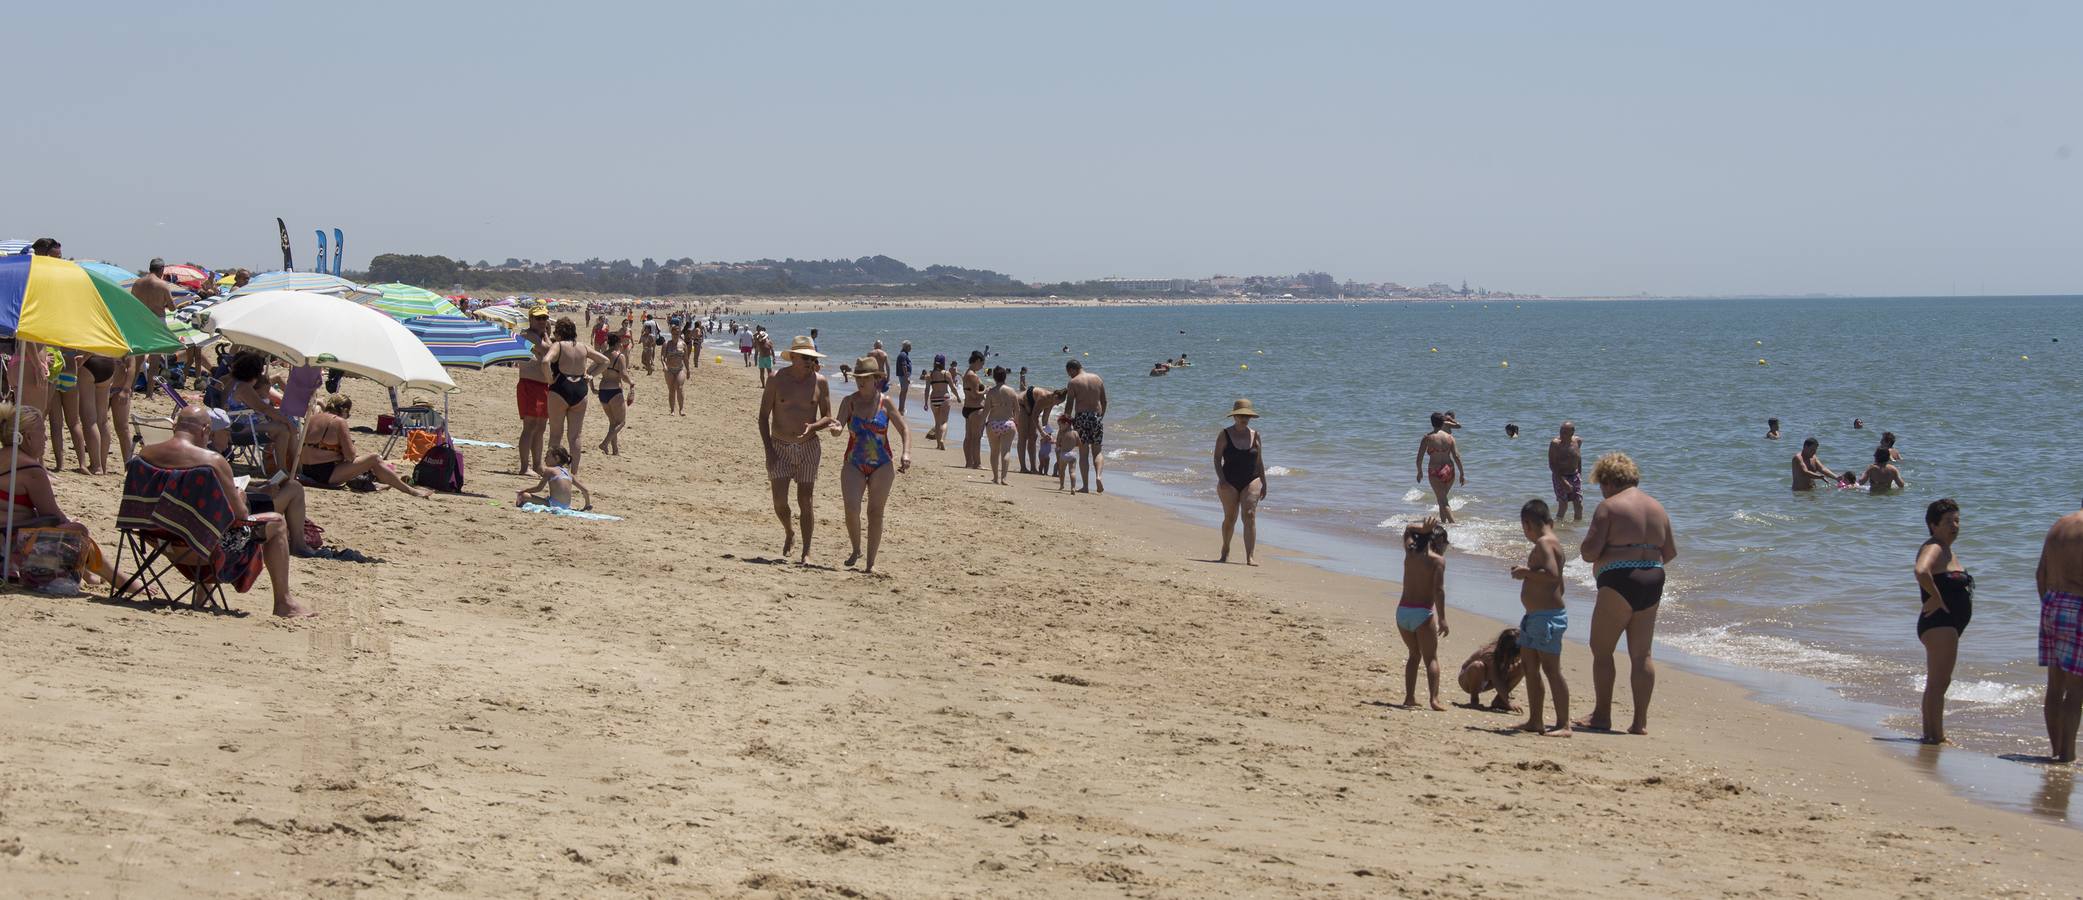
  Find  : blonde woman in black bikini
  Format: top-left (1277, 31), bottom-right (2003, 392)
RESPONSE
top-left (924, 355), bottom-right (955, 450)
top-left (544, 318), bottom-right (610, 474)
top-left (593, 334), bottom-right (635, 457)
top-left (1576, 452), bottom-right (1677, 735)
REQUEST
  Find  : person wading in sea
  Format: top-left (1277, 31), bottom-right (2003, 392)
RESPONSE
top-left (1061, 359), bottom-right (1108, 493)
top-left (1416, 412), bottom-right (1464, 523)
top-left (1548, 421), bottom-right (1584, 523)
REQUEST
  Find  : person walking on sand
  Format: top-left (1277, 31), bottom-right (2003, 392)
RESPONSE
top-left (1513, 499), bottom-right (1571, 736)
top-left (836, 355), bottom-right (911, 573)
top-left (754, 329), bottom-right (776, 386)
top-left (961, 351), bottom-right (987, 469)
top-left (515, 307), bottom-right (553, 475)
top-left (1548, 421), bottom-right (1584, 522)
top-left (758, 337), bottom-right (834, 565)
top-left (661, 328), bottom-right (689, 416)
top-left (924, 355), bottom-right (955, 450)
top-left (894, 341), bottom-right (914, 413)
top-left (739, 327), bottom-right (754, 366)
top-left (1062, 358), bottom-right (1108, 493)
top-left (544, 318), bottom-right (610, 475)
top-left (1914, 498), bottom-right (1971, 745)
top-left (1415, 412), bottom-right (1464, 523)
top-left (1395, 518), bottom-right (1450, 710)
top-left (1575, 453), bottom-right (1677, 735)
top-left (983, 366), bottom-right (1019, 485)
top-left (1791, 437), bottom-right (1836, 491)
top-left (2036, 506), bottom-right (2083, 762)
top-left (594, 334), bottom-right (634, 457)
top-left (1213, 398), bottom-right (1266, 565)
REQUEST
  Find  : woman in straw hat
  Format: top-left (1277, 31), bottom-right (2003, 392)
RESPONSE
top-left (1214, 398), bottom-right (1268, 565)
top-left (834, 355), bottom-right (911, 573)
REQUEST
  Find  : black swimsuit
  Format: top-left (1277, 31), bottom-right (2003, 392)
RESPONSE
top-left (1918, 569), bottom-right (1974, 636)
top-left (1219, 429), bottom-right (1259, 491)
top-left (549, 349), bottom-right (588, 406)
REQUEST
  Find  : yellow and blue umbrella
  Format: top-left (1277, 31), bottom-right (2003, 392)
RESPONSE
top-left (0, 254), bottom-right (183, 356)
top-left (362, 283), bottom-right (463, 320)
top-left (402, 314), bottom-right (530, 369)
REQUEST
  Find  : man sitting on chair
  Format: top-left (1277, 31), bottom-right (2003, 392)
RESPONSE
top-left (137, 407), bottom-right (312, 617)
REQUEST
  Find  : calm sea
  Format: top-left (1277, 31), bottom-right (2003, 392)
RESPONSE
top-left (752, 297), bottom-right (2083, 764)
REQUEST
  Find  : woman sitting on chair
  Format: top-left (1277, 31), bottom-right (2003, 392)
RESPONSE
top-left (226, 351), bottom-right (298, 478)
top-left (299, 394), bottom-right (433, 499)
top-left (0, 403), bottom-right (126, 589)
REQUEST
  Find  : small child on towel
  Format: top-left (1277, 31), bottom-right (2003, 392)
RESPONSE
top-left (516, 448), bottom-right (594, 512)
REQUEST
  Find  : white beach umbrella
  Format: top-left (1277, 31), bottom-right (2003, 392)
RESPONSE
top-left (201, 290), bottom-right (457, 392)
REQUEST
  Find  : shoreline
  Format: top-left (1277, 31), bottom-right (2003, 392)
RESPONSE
top-left (1, 361), bottom-right (2079, 895)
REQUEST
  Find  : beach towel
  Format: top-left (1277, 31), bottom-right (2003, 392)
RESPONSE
top-left (518, 502), bottom-right (621, 521)
top-left (451, 438), bottom-right (516, 449)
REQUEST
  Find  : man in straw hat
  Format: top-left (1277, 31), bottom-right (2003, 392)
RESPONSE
top-left (514, 306), bottom-right (555, 475)
top-left (759, 336), bottom-right (836, 564)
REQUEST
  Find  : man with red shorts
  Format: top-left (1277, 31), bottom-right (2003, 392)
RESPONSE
top-left (516, 307), bottom-right (552, 475)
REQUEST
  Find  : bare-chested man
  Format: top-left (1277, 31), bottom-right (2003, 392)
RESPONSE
top-left (1016, 384), bottom-right (1059, 474)
top-left (128, 258), bottom-right (176, 388)
top-left (1415, 412), bottom-right (1465, 523)
top-left (1791, 437), bottom-right (1836, 491)
top-left (1548, 421), bottom-right (1584, 522)
top-left (868, 341), bottom-right (890, 391)
top-left (2036, 507), bottom-right (2083, 762)
top-left (515, 308), bottom-right (553, 475)
top-left (759, 337), bottom-right (835, 564)
top-left (1061, 359), bottom-right (1107, 493)
top-left (138, 407), bottom-right (311, 617)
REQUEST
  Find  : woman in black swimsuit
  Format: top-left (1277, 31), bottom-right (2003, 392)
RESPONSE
top-left (594, 334), bottom-right (634, 457)
top-left (1914, 498), bottom-right (1970, 745)
top-left (544, 318), bottom-right (610, 474)
top-left (1212, 398), bottom-right (1267, 565)
top-left (78, 355), bottom-right (116, 475)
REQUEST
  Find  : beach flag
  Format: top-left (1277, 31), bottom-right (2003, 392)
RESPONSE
top-left (276, 218), bottom-right (292, 271)
top-left (334, 228), bottom-right (344, 276)
top-left (316, 230), bottom-right (329, 274)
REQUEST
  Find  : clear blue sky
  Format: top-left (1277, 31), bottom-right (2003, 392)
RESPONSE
top-left (7, 1), bottom-right (2079, 295)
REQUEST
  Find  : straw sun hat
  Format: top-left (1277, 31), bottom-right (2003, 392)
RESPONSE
top-left (851, 355), bottom-right (884, 379)
top-left (1227, 398), bottom-right (1260, 419)
top-left (782, 336), bottom-right (825, 359)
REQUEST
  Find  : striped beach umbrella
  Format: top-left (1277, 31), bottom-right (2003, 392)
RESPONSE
top-left (163, 313), bottom-right (219, 348)
top-left (402, 314), bottom-right (531, 369)
top-left (0, 254), bottom-right (183, 356)
top-left (474, 305), bottom-right (525, 328)
top-left (362, 282), bottom-right (463, 320)
top-left (0, 239), bottom-right (34, 256)
top-left (161, 263), bottom-right (210, 291)
top-left (232, 271), bottom-right (380, 299)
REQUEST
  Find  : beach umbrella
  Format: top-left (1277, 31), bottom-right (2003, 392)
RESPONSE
top-left (360, 282), bottom-right (463, 320)
top-left (161, 263), bottom-right (210, 290)
top-left (215, 273), bottom-right (237, 286)
top-left (0, 239), bottom-right (31, 256)
top-left (78, 261), bottom-right (138, 286)
top-left (231, 271), bottom-right (380, 300)
top-left (201, 290), bottom-right (455, 393)
top-left (474, 305), bottom-right (525, 328)
top-left (0, 254), bottom-right (184, 356)
top-left (402, 314), bottom-right (531, 369)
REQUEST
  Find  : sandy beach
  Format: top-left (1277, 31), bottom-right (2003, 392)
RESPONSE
top-left (3, 357), bottom-right (2080, 898)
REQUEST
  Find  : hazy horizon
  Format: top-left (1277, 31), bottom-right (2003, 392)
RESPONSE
top-left (7, 1), bottom-right (2079, 296)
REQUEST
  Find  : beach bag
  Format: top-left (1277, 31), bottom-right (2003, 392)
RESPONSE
top-left (303, 520), bottom-right (325, 550)
top-left (402, 429), bottom-right (442, 463)
top-left (411, 441), bottom-right (466, 494)
top-left (9, 526), bottom-right (92, 594)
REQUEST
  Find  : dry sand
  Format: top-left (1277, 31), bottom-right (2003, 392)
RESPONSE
top-left (2, 356), bottom-right (2080, 898)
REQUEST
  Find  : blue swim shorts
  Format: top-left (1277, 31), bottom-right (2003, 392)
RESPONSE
top-left (1395, 606), bottom-right (1433, 633)
top-left (1520, 608), bottom-right (1568, 656)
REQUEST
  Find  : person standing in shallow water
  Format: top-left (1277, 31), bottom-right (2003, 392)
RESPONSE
top-left (1061, 358), bottom-right (1108, 493)
top-left (2035, 506), bottom-right (2083, 762)
top-left (1914, 498), bottom-right (1971, 745)
top-left (1576, 452), bottom-right (1677, 735)
top-left (1415, 412), bottom-right (1464, 523)
top-left (1548, 421), bottom-right (1583, 523)
top-left (1213, 399), bottom-right (1266, 565)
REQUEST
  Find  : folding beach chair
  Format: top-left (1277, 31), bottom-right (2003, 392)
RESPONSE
top-left (383, 402), bottom-right (446, 459)
top-left (111, 457), bottom-right (267, 612)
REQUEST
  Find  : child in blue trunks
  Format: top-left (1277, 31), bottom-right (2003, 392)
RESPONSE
top-left (1511, 499), bottom-right (1571, 736)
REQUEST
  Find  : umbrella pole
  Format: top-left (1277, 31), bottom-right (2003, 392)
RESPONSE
top-left (5, 346), bottom-right (26, 578)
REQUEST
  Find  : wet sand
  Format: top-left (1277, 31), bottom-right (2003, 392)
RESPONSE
top-left (1, 359), bottom-right (2079, 897)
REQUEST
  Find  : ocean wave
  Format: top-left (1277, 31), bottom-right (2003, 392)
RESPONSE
top-left (1264, 465), bottom-right (1298, 477)
top-left (1129, 467), bottom-right (1201, 486)
top-left (1913, 676), bottom-right (2037, 707)
top-left (1104, 448), bottom-right (1139, 460)
top-left (1663, 624), bottom-right (1869, 677)
top-left (1398, 488), bottom-right (1466, 510)
top-left (1729, 509), bottom-right (1794, 525)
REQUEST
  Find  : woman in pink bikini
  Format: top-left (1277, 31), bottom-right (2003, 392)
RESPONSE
top-left (1414, 412), bottom-right (1465, 524)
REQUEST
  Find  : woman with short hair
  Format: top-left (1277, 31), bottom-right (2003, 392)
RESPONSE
top-left (1577, 452), bottom-right (1677, 735)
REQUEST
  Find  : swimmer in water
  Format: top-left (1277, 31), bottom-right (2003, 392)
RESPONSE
top-left (1859, 446), bottom-right (1906, 493)
top-left (1766, 418), bottom-right (1781, 440)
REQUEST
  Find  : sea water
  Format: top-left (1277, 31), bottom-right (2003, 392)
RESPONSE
top-left (757, 296), bottom-right (2083, 763)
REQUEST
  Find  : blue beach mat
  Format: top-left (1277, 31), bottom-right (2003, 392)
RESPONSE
top-left (517, 502), bottom-right (621, 521)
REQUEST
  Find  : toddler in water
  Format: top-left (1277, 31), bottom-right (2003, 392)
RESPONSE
top-left (516, 448), bottom-right (594, 511)
top-left (1054, 414), bottom-right (1080, 491)
top-left (1511, 498), bottom-right (1571, 736)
